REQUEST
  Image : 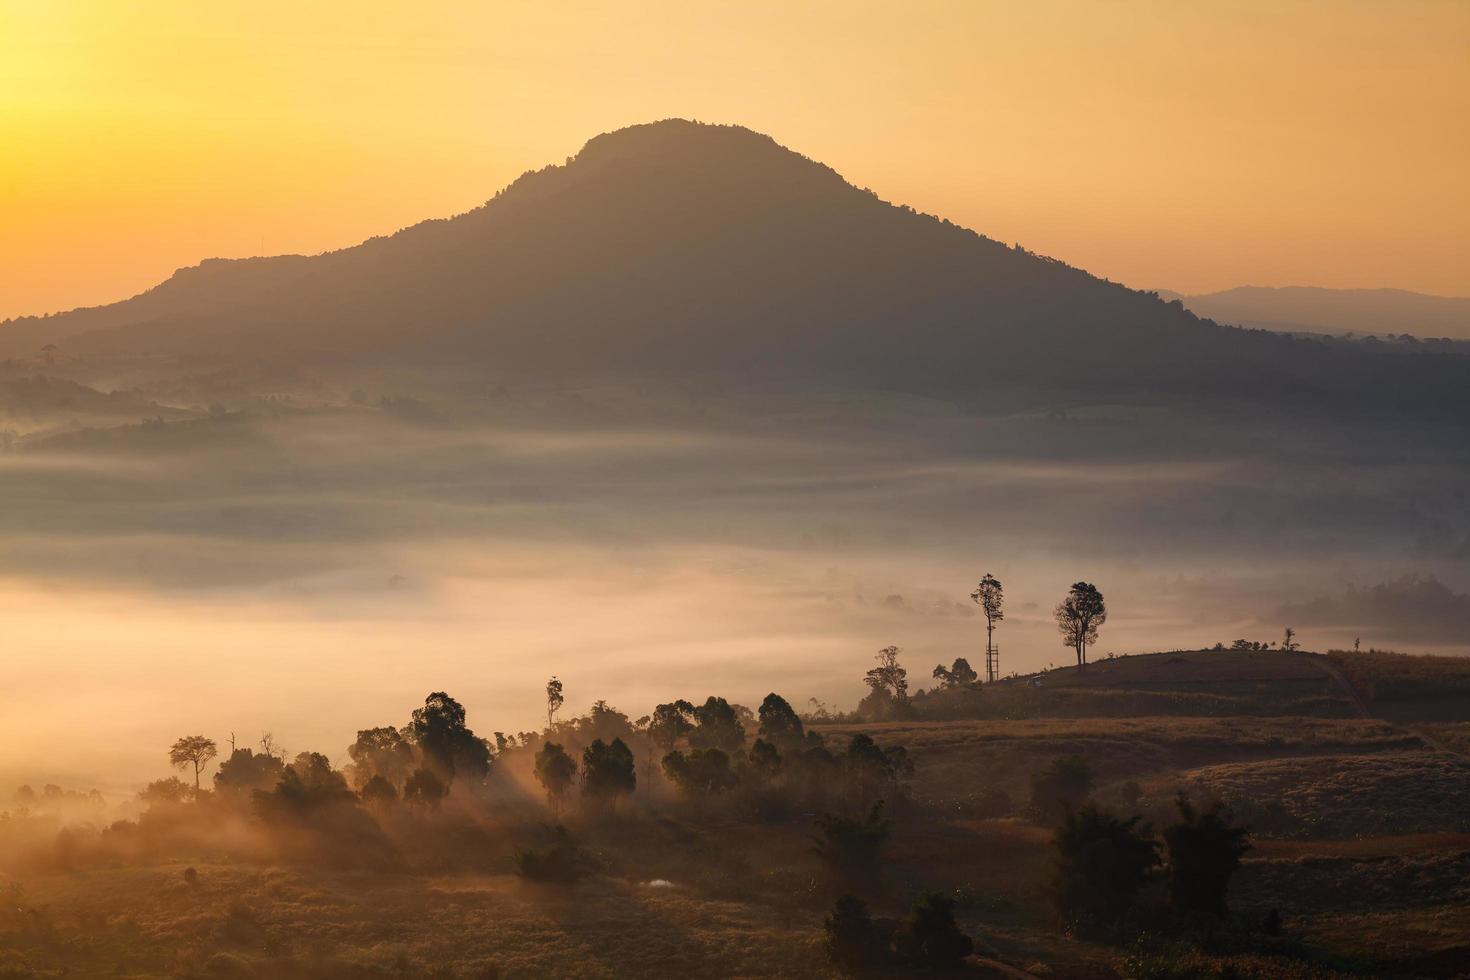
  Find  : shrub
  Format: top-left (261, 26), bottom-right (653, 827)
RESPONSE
top-left (823, 895), bottom-right (888, 972)
top-left (898, 892), bottom-right (974, 966)
top-left (1050, 804), bottom-right (1160, 929)
top-left (1162, 793), bottom-right (1251, 917)
top-left (514, 825), bottom-right (587, 883)
top-left (812, 803), bottom-right (892, 888)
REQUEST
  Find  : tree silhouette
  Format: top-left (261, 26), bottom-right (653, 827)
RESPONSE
top-left (1055, 582), bottom-right (1106, 668)
top-left (534, 742), bottom-right (578, 814)
top-left (824, 895), bottom-right (888, 970)
top-left (169, 735), bottom-right (218, 790)
top-left (864, 646), bottom-right (909, 702)
top-left (213, 747), bottom-right (284, 796)
top-left (581, 738), bottom-right (636, 809)
top-left (690, 696), bottom-right (746, 752)
top-left (756, 692), bottom-right (804, 749)
top-left (971, 573), bottom-right (1005, 682)
top-left (932, 657), bottom-right (978, 688)
top-left (407, 692), bottom-right (490, 784)
top-left (545, 676), bottom-right (565, 730)
top-left (359, 774), bottom-right (398, 808)
top-left (812, 802), bottom-right (893, 888)
top-left (1281, 627), bottom-right (1300, 652)
top-left (1163, 793), bottom-right (1251, 917)
top-left (403, 767), bottom-right (448, 808)
top-left (662, 747), bottom-right (739, 800)
top-left (345, 726), bottom-right (414, 790)
top-left (1050, 805), bottom-right (1159, 929)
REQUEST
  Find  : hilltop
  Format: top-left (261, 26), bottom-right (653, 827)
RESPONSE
top-left (1161, 285), bottom-right (1470, 341)
top-left (4, 120), bottom-right (1468, 421)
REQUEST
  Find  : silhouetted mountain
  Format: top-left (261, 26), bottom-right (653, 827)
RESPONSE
top-left (4, 120), bottom-right (1467, 417)
top-left (1159, 286), bottom-right (1470, 341)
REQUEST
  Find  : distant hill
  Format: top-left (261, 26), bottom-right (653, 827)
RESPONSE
top-left (1159, 285), bottom-right (1470, 341)
top-left (4, 120), bottom-right (1468, 418)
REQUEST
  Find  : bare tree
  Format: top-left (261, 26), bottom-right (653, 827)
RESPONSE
top-left (169, 735), bottom-right (219, 789)
top-left (971, 573), bottom-right (1005, 682)
top-left (1054, 582), bottom-right (1106, 669)
top-left (1282, 627), bottom-right (1299, 652)
top-left (546, 676), bottom-right (565, 730)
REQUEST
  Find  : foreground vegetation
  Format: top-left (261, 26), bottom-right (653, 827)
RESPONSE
top-left (3, 647), bottom-right (1470, 978)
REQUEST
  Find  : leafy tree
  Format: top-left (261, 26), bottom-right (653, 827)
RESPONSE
top-left (1163, 793), bottom-right (1252, 916)
top-left (757, 693), bottom-right (805, 748)
top-left (1051, 805), bottom-right (1160, 928)
top-left (581, 737), bottom-right (636, 808)
top-left (359, 774), bottom-right (399, 808)
top-left (823, 895), bottom-right (889, 971)
top-left (214, 748), bottom-right (285, 796)
top-left (254, 753), bottom-right (355, 818)
top-left (407, 691), bottom-right (491, 784)
top-left (649, 700), bottom-right (696, 753)
top-left (403, 767), bottom-right (448, 808)
top-left (1030, 755), bottom-right (1094, 822)
top-left (1281, 627), bottom-right (1300, 652)
top-left (534, 742), bottom-right (578, 813)
top-left (1055, 582), bottom-right (1107, 668)
top-left (864, 646), bottom-right (909, 703)
top-left (899, 892), bottom-right (974, 966)
top-left (345, 726), bottom-right (415, 790)
top-left (662, 748), bottom-right (740, 799)
top-left (690, 696), bottom-right (746, 752)
top-left (972, 572), bottom-right (1005, 681)
top-left (169, 735), bottom-right (219, 789)
top-left (932, 657), bottom-right (979, 688)
top-left (812, 802), bottom-right (893, 887)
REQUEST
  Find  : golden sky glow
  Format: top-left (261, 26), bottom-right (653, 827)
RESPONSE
top-left (2, 0), bottom-right (1467, 318)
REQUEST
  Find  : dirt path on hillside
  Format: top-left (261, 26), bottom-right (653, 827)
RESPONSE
top-left (1306, 654), bottom-right (1468, 757)
top-left (1304, 655), bottom-right (1371, 718)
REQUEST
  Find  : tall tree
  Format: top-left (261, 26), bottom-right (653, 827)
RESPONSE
top-left (1054, 582), bottom-right (1106, 668)
top-left (169, 735), bottom-right (218, 789)
top-left (545, 676), bottom-right (565, 730)
top-left (407, 691), bottom-right (491, 784)
top-left (971, 573), bottom-right (1005, 682)
top-left (581, 738), bottom-right (636, 809)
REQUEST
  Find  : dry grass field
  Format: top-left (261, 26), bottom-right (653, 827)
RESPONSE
top-left (4, 648), bottom-right (1470, 978)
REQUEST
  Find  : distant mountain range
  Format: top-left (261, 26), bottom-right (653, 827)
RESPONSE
top-left (3, 120), bottom-right (1467, 419)
top-left (1158, 286), bottom-right (1470, 341)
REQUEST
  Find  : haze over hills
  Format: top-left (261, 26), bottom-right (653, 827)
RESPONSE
top-left (4, 120), bottom-right (1468, 420)
top-left (1159, 285), bottom-right (1470, 341)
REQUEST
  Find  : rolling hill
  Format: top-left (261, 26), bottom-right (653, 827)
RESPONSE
top-left (3, 120), bottom-right (1468, 420)
top-left (1160, 285), bottom-right (1470, 341)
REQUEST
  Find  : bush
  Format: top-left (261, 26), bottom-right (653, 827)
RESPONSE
top-left (1050, 804), bottom-right (1160, 930)
top-left (1163, 793), bottom-right (1251, 917)
top-left (898, 892), bottom-right (974, 966)
top-left (514, 825), bottom-right (587, 883)
top-left (823, 895), bottom-right (888, 972)
top-left (812, 803), bottom-right (892, 888)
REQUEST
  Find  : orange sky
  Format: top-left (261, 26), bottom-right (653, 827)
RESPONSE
top-left (2, 0), bottom-right (1467, 319)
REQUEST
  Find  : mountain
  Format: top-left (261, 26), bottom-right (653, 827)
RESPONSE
top-left (4, 120), bottom-right (1467, 417)
top-left (1159, 286), bottom-right (1470, 341)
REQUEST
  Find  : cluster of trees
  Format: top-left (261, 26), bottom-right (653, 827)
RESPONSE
top-left (529, 693), bottom-right (911, 822)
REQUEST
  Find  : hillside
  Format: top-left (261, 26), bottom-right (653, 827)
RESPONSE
top-left (4, 121), bottom-right (1468, 420)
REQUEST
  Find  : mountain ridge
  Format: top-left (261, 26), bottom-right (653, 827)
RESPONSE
top-left (3, 120), bottom-right (1467, 418)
